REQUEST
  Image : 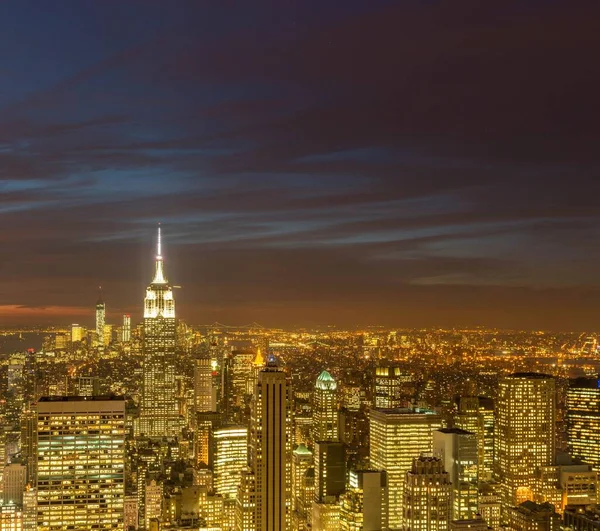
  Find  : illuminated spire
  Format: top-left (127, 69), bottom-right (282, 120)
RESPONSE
top-left (254, 347), bottom-right (265, 367)
top-left (152, 224), bottom-right (167, 284)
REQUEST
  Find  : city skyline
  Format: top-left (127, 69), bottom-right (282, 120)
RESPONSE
top-left (2, 1), bottom-right (600, 330)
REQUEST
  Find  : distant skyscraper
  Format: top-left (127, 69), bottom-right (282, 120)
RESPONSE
top-left (455, 396), bottom-right (494, 482)
top-left (566, 376), bottom-right (600, 469)
top-left (36, 396), bottom-right (125, 530)
top-left (139, 226), bottom-right (180, 438)
top-left (433, 428), bottom-right (479, 520)
top-left (70, 324), bottom-right (85, 343)
top-left (122, 314), bottom-right (131, 343)
top-left (373, 366), bottom-right (414, 409)
top-left (95, 289), bottom-right (105, 343)
top-left (496, 373), bottom-right (555, 511)
top-left (403, 456), bottom-right (452, 531)
top-left (313, 371), bottom-right (339, 443)
top-left (369, 408), bottom-right (442, 529)
top-left (250, 363), bottom-right (293, 531)
top-left (194, 354), bottom-right (216, 414)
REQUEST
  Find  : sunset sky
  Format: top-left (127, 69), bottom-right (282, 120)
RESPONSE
top-left (1, 1), bottom-right (600, 330)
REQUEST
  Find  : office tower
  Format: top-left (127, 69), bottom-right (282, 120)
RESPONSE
top-left (236, 469), bottom-right (256, 531)
top-left (434, 428), bottom-right (479, 520)
top-left (506, 501), bottom-right (560, 531)
top-left (194, 354), bottom-right (216, 414)
top-left (70, 324), bottom-right (85, 343)
top-left (36, 396), bottom-right (126, 530)
top-left (103, 324), bottom-right (113, 347)
top-left (122, 314), bottom-right (131, 343)
top-left (455, 397), bottom-right (494, 482)
top-left (369, 408), bottom-right (442, 529)
top-left (250, 363), bottom-right (293, 531)
top-left (312, 502), bottom-right (340, 531)
top-left (314, 441), bottom-right (345, 503)
top-left (292, 444), bottom-right (313, 515)
top-left (22, 487), bottom-right (36, 531)
top-left (123, 495), bottom-right (138, 531)
top-left (0, 503), bottom-right (23, 531)
top-left (339, 470), bottom-right (388, 531)
top-left (139, 226), bottom-right (180, 438)
top-left (535, 462), bottom-right (598, 513)
top-left (3, 462), bottom-right (26, 504)
top-left (232, 350), bottom-right (256, 400)
top-left (77, 376), bottom-right (100, 397)
top-left (214, 426), bottom-right (248, 529)
top-left (373, 366), bottom-right (414, 409)
top-left (478, 487), bottom-right (501, 531)
top-left (566, 377), bottom-right (600, 469)
top-left (313, 371), bottom-right (339, 444)
top-left (95, 290), bottom-right (105, 343)
top-left (403, 456), bottom-right (452, 531)
top-left (195, 412), bottom-right (222, 468)
top-left (20, 408), bottom-right (36, 485)
top-left (496, 373), bottom-right (555, 510)
top-left (144, 479), bottom-right (163, 530)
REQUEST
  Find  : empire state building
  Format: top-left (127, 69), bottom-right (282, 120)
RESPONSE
top-left (139, 226), bottom-right (180, 438)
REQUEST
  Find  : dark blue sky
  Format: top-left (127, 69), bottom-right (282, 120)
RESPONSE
top-left (1, 0), bottom-right (600, 330)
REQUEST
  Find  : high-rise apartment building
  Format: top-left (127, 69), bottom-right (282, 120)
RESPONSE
top-left (250, 363), bottom-right (293, 531)
top-left (313, 371), bottom-right (339, 443)
top-left (403, 456), bottom-right (452, 531)
top-left (139, 226), bottom-right (180, 438)
top-left (36, 396), bottom-right (125, 530)
top-left (566, 377), bottom-right (600, 470)
top-left (496, 373), bottom-right (555, 511)
top-left (433, 428), bottom-right (479, 520)
top-left (369, 408), bottom-right (442, 530)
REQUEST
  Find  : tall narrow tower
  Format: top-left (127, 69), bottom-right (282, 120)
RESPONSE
top-left (250, 361), bottom-right (293, 531)
top-left (95, 288), bottom-right (105, 342)
top-left (496, 373), bottom-right (555, 511)
top-left (139, 225), bottom-right (179, 438)
top-left (313, 370), bottom-right (339, 443)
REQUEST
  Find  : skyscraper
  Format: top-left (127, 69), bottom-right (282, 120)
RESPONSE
top-left (36, 396), bottom-right (125, 530)
top-left (566, 376), bottom-right (600, 469)
top-left (369, 408), bottom-right (442, 529)
top-left (373, 366), bottom-right (414, 409)
top-left (250, 363), bottom-right (293, 531)
top-left (122, 314), bottom-right (131, 343)
top-left (433, 428), bottom-right (479, 520)
top-left (139, 226), bottom-right (180, 438)
top-left (95, 289), bottom-right (105, 344)
top-left (496, 373), bottom-right (555, 511)
top-left (194, 354), bottom-right (217, 414)
top-left (313, 370), bottom-right (339, 443)
top-left (403, 456), bottom-right (452, 531)
top-left (455, 396), bottom-right (494, 482)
